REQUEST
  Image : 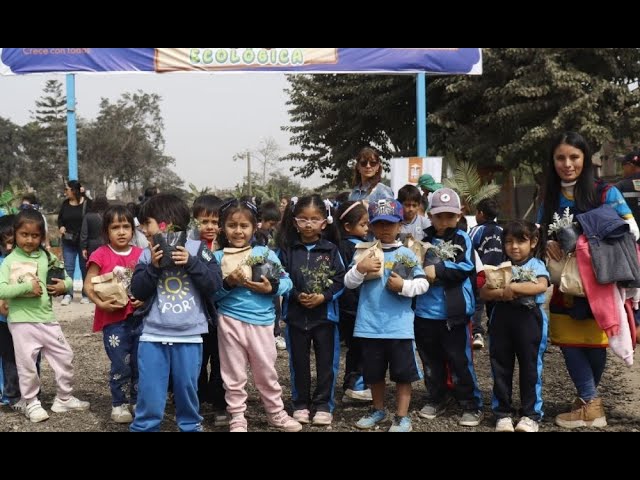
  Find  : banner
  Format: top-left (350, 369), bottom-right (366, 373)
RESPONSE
top-left (390, 157), bottom-right (443, 195)
top-left (0, 48), bottom-right (482, 75)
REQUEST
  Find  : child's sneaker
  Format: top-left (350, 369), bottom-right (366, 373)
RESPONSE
top-left (275, 335), bottom-right (287, 351)
top-left (111, 404), bottom-right (133, 423)
top-left (472, 333), bottom-right (485, 350)
top-left (345, 388), bottom-right (373, 402)
top-left (495, 417), bottom-right (514, 432)
top-left (355, 408), bottom-right (388, 430)
top-left (418, 400), bottom-right (449, 420)
top-left (459, 410), bottom-right (483, 427)
top-left (11, 399), bottom-right (26, 414)
top-left (312, 411), bottom-right (333, 426)
top-left (229, 413), bottom-right (248, 432)
top-left (515, 416), bottom-right (539, 432)
top-left (267, 410), bottom-right (302, 432)
top-left (25, 400), bottom-right (49, 423)
top-left (293, 409), bottom-right (311, 424)
top-left (388, 415), bottom-right (412, 432)
top-left (214, 410), bottom-right (230, 427)
top-left (51, 396), bottom-right (90, 413)
top-left (60, 295), bottom-right (72, 306)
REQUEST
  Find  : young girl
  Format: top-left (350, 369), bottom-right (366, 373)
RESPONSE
top-left (85, 206), bottom-right (144, 424)
top-left (480, 220), bottom-right (549, 433)
top-left (277, 195), bottom-right (345, 426)
top-left (336, 200), bottom-right (372, 402)
top-left (213, 199), bottom-right (301, 432)
top-left (0, 209), bottom-right (90, 423)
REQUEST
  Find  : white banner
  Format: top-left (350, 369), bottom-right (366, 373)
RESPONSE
top-left (390, 157), bottom-right (443, 196)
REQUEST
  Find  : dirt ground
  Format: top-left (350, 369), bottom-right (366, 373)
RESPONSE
top-left (2, 300), bottom-right (640, 432)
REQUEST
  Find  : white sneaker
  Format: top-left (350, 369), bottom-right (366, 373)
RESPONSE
top-left (345, 388), bottom-right (373, 402)
top-left (25, 400), bottom-right (49, 423)
top-left (472, 334), bottom-right (485, 350)
top-left (111, 404), bottom-right (133, 423)
top-left (80, 297), bottom-right (91, 305)
top-left (515, 416), bottom-right (539, 432)
top-left (214, 410), bottom-right (230, 427)
top-left (60, 295), bottom-right (72, 306)
top-left (495, 417), bottom-right (515, 432)
top-left (51, 396), bottom-right (90, 413)
top-left (275, 336), bottom-right (287, 351)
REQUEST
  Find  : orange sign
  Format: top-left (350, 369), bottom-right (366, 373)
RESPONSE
top-left (409, 157), bottom-right (423, 184)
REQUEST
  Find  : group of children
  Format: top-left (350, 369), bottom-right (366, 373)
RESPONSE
top-left (0, 182), bottom-right (552, 433)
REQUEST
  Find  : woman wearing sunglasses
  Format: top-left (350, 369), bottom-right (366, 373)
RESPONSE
top-left (349, 147), bottom-right (394, 204)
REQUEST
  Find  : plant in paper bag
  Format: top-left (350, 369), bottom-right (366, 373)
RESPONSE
top-left (153, 222), bottom-right (187, 269)
top-left (424, 241), bottom-right (463, 266)
top-left (112, 266), bottom-right (135, 296)
top-left (391, 253), bottom-right (419, 280)
top-left (244, 252), bottom-right (284, 282)
top-left (547, 207), bottom-right (580, 253)
top-left (46, 253), bottom-right (66, 286)
top-left (510, 265), bottom-right (538, 309)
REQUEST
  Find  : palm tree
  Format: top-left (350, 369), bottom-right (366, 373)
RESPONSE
top-left (444, 160), bottom-right (501, 214)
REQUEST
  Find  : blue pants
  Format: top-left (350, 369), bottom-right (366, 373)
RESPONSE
top-left (103, 320), bottom-right (140, 407)
top-left (0, 322), bottom-right (20, 405)
top-left (62, 242), bottom-right (87, 298)
top-left (130, 342), bottom-right (203, 432)
top-left (561, 346), bottom-right (607, 402)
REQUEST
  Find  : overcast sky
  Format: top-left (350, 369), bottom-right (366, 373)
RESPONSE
top-left (0, 73), bottom-right (321, 190)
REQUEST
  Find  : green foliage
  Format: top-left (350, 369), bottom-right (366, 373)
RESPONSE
top-left (443, 160), bottom-right (501, 213)
top-left (284, 74), bottom-right (416, 188)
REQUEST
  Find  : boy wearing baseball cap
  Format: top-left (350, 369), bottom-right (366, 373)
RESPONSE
top-left (414, 188), bottom-right (483, 427)
top-left (344, 199), bottom-right (429, 432)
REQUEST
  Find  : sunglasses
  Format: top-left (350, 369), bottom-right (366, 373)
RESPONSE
top-left (358, 159), bottom-right (380, 167)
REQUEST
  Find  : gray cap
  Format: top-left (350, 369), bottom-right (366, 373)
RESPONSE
top-left (429, 188), bottom-right (462, 215)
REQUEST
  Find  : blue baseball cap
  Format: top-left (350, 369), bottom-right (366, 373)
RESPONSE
top-left (368, 199), bottom-right (404, 224)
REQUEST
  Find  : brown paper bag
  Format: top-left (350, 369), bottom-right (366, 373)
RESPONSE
top-left (9, 261), bottom-right (39, 297)
top-left (483, 261), bottom-right (513, 289)
top-left (560, 253), bottom-right (585, 297)
top-left (353, 241), bottom-right (385, 281)
top-left (405, 237), bottom-right (428, 265)
top-left (221, 247), bottom-right (252, 279)
top-left (92, 272), bottom-right (129, 308)
top-left (546, 255), bottom-right (566, 287)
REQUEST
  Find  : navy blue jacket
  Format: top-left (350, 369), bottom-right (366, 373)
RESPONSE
top-left (338, 237), bottom-right (365, 317)
top-left (279, 238), bottom-right (345, 330)
top-left (131, 240), bottom-right (222, 325)
top-left (469, 220), bottom-right (504, 267)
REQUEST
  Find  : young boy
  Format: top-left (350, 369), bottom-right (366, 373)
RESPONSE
top-left (469, 197), bottom-right (503, 349)
top-left (191, 194), bottom-right (228, 426)
top-left (398, 185), bottom-right (431, 242)
top-left (415, 188), bottom-right (483, 427)
top-left (345, 199), bottom-right (429, 432)
top-left (130, 194), bottom-right (222, 432)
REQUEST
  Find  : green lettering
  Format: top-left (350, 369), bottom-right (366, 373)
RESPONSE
top-left (190, 49), bottom-right (201, 64)
top-left (215, 49), bottom-right (228, 63)
top-left (291, 49), bottom-right (304, 65)
top-left (257, 49), bottom-right (269, 64)
top-left (243, 49), bottom-right (255, 64)
top-left (202, 49), bottom-right (213, 65)
top-left (230, 49), bottom-right (240, 64)
top-left (279, 49), bottom-right (289, 64)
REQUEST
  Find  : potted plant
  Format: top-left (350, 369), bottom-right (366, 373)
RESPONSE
top-left (153, 222), bottom-right (187, 269)
top-left (548, 207), bottom-right (580, 253)
top-left (244, 252), bottom-right (283, 282)
top-left (391, 253), bottom-right (419, 280)
top-left (46, 253), bottom-right (66, 286)
top-left (300, 257), bottom-right (336, 295)
top-left (112, 266), bottom-right (135, 296)
top-left (510, 265), bottom-right (538, 309)
top-left (424, 241), bottom-right (463, 267)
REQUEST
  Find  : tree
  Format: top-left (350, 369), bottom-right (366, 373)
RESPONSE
top-left (0, 116), bottom-right (24, 193)
top-left (284, 74), bottom-right (416, 189)
top-left (443, 160), bottom-right (501, 213)
top-left (254, 137), bottom-right (282, 185)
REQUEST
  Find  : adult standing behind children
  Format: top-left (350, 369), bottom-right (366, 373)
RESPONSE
top-left (349, 147), bottom-right (394, 204)
top-left (539, 132), bottom-right (638, 429)
top-left (468, 197), bottom-right (504, 349)
top-left (58, 180), bottom-right (92, 306)
top-left (130, 194), bottom-right (222, 432)
top-left (81, 196), bottom-right (109, 261)
top-left (615, 150), bottom-right (640, 240)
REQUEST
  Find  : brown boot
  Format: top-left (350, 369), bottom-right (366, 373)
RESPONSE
top-left (555, 398), bottom-right (607, 429)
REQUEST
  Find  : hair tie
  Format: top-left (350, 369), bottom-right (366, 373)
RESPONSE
top-left (339, 201), bottom-right (362, 221)
top-left (323, 199), bottom-right (334, 225)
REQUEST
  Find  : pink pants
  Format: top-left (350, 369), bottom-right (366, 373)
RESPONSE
top-left (8, 322), bottom-right (74, 403)
top-left (217, 315), bottom-right (284, 416)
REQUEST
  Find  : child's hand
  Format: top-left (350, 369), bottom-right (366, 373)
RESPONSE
top-left (46, 278), bottom-right (66, 297)
top-left (299, 293), bottom-right (325, 309)
top-left (226, 268), bottom-right (246, 287)
top-left (386, 272), bottom-right (404, 293)
top-left (245, 276), bottom-right (273, 295)
top-left (130, 297), bottom-right (144, 310)
top-left (98, 298), bottom-right (123, 313)
top-left (502, 285), bottom-right (515, 301)
top-left (31, 278), bottom-right (43, 297)
top-left (82, 249), bottom-right (88, 260)
top-left (424, 265), bottom-right (437, 284)
top-left (150, 244), bottom-right (163, 268)
top-left (172, 246), bottom-right (190, 266)
top-left (0, 300), bottom-right (8, 317)
top-left (357, 252), bottom-right (381, 275)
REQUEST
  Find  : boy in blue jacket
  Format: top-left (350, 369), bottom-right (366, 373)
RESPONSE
top-left (130, 194), bottom-right (222, 432)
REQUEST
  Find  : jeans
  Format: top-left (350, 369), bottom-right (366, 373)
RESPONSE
top-left (62, 242), bottom-right (87, 299)
top-left (103, 320), bottom-right (140, 406)
top-left (0, 322), bottom-right (20, 404)
top-left (561, 346), bottom-right (607, 402)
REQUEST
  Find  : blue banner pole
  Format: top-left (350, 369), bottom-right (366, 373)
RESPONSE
top-left (66, 74), bottom-right (78, 181)
top-left (416, 73), bottom-right (427, 157)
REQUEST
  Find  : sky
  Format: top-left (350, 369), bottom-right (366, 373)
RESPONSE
top-left (0, 72), bottom-right (321, 191)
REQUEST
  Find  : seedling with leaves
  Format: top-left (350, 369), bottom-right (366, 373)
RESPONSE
top-left (301, 259), bottom-right (335, 295)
